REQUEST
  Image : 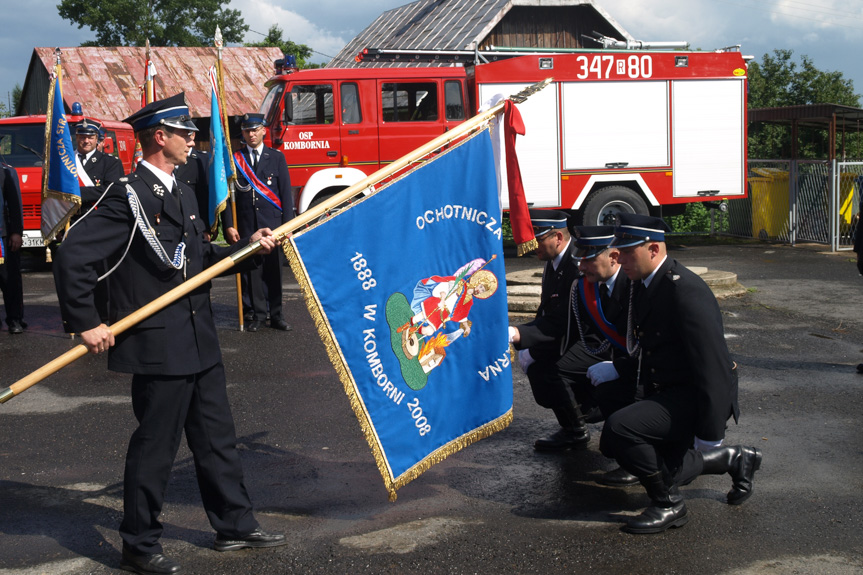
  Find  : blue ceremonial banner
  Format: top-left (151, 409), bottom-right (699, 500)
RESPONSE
top-left (40, 66), bottom-right (80, 243)
top-left (207, 66), bottom-right (229, 234)
top-left (286, 130), bottom-right (513, 500)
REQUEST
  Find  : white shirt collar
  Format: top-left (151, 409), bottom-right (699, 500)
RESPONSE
top-left (247, 143), bottom-right (264, 156)
top-left (602, 266), bottom-right (622, 294)
top-left (552, 237), bottom-right (572, 271)
top-left (642, 255), bottom-right (668, 288)
top-left (79, 149), bottom-right (95, 162)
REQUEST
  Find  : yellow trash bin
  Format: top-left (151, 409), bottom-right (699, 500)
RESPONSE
top-left (750, 168), bottom-right (790, 239)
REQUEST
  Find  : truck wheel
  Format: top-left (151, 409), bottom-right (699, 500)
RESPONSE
top-left (581, 186), bottom-right (649, 226)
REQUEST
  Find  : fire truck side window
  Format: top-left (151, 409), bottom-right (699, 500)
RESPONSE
top-left (341, 83), bottom-right (362, 124)
top-left (259, 83), bottom-right (285, 127)
top-left (381, 82), bottom-right (438, 122)
top-left (0, 125), bottom-right (45, 167)
top-left (444, 81), bottom-right (465, 121)
top-left (290, 84), bottom-right (334, 125)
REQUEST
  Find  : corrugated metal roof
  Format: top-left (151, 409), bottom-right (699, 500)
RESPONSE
top-left (330, 0), bottom-right (632, 68)
top-left (29, 46), bottom-right (282, 121)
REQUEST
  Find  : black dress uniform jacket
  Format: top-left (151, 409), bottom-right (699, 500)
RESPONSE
top-left (613, 257), bottom-right (739, 441)
top-left (54, 164), bottom-right (254, 376)
top-left (79, 150), bottom-right (124, 207)
top-left (224, 146), bottom-right (293, 232)
top-left (560, 269), bottom-right (631, 362)
top-left (514, 240), bottom-right (582, 362)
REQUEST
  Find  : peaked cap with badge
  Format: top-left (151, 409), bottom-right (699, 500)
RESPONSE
top-left (528, 208), bottom-right (569, 239)
top-left (574, 225), bottom-right (616, 260)
top-left (123, 92), bottom-right (198, 133)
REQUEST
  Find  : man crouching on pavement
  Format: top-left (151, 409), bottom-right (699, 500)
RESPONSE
top-left (54, 93), bottom-right (287, 574)
top-left (594, 213), bottom-right (762, 534)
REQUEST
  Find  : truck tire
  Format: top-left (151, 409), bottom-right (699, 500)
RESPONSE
top-left (581, 186), bottom-right (649, 226)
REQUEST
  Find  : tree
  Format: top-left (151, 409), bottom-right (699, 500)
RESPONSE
top-left (56, 0), bottom-right (248, 47)
top-left (245, 25), bottom-right (316, 69)
top-left (748, 49), bottom-right (861, 159)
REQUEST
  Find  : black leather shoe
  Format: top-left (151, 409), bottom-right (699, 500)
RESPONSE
top-left (622, 501), bottom-right (689, 534)
top-left (246, 320), bottom-right (263, 332)
top-left (597, 467), bottom-right (639, 486)
top-left (856, 363), bottom-right (863, 374)
top-left (534, 427), bottom-right (590, 451)
top-left (269, 319), bottom-right (292, 331)
top-left (120, 549), bottom-right (182, 574)
top-left (727, 446), bottom-right (763, 505)
top-left (7, 319), bottom-right (24, 334)
top-left (214, 528), bottom-right (287, 552)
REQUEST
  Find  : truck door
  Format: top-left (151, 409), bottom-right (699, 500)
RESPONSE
top-left (281, 82), bottom-right (340, 189)
top-left (377, 80), bottom-right (450, 164)
top-left (338, 81), bottom-right (379, 175)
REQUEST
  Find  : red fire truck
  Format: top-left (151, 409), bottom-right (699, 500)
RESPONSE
top-left (0, 109), bottom-right (136, 249)
top-left (258, 48), bottom-right (748, 224)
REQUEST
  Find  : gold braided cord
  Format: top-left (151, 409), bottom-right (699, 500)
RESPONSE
top-left (283, 126), bottom-right (515, 501)
top-left (516, 237), bottom-right (538, 257)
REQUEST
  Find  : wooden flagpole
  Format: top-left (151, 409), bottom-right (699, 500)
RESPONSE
top-left (214, 26), bottom-right (245, 331)
top-left (0, 78), bottom-right (552, 404)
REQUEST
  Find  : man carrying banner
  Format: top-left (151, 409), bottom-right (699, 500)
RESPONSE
top-left (53, 93), bottom-right (287, 574)
top-left (0, 163), bottom-right (25, 334)
top-left (224, 113), bottom-right (294, 332)
top-left (596, 213), bottom-right (760, 534)
top-left (508, 209), bottom-right (591, 451)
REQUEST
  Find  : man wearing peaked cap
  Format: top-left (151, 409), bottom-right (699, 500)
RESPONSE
top-left (71, 117), bottom-right (125, 321)
top-left (54, 92), bottom-right (287, 574)
top-left (567, 225), bottom-right (640, 484)
top-left (593, 212), bottom-right (761, 534)
top-left (508, 209), bottom-right (595, 451)
top-left (223, 112), bottom-right (294, 332)
top-left (74, 117), bottom-right (124, 208)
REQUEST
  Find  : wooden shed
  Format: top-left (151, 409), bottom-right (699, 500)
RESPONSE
top-left (330, 0), bottom-right (634, 68)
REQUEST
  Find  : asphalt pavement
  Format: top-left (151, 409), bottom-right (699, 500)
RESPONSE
top-left (1, 240), bottom-right (862, 574)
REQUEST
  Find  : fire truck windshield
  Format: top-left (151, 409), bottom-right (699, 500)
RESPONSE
top-left (0, 124), bottom-right (45, 168)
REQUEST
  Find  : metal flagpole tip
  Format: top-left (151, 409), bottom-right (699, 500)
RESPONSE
top-left (0, 387), bottom-right (15, 404)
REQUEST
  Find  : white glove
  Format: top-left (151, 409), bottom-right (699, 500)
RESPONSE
top-left (517, 348), bottom-right (534, 374)
top-left (693, 437), bottom-right (723, 451)
top-left (508, 326), bottom-right (518, 344)
top-left (587, 361), bottom-right (618, 386)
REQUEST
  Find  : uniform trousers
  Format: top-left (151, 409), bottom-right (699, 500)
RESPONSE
top-left (0, 246), bottom-right (24, 323)
top-left (119, 362), bottom-right (258, 555)
top-left (599, 384), bottom-right (704, 483)
top-left (248, 249), bottom-right (285, 322)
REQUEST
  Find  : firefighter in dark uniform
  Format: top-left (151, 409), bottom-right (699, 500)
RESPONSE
top-left (73, 118), bottom-right (125, 320)
top-left (0, 163), bottom-right (25, 334)
top-left (174, 147), bottom-right (211, 237)
top-left (223, 113), bottom-right (294, 332)
top-left (509, 209), bottom-right (593, 451)
top-left (595, 213), bottom-right (761, 534)
top-left (53, 93), bottom-right (287, 574)
top-left (74, 118), bottom-right (124, 208)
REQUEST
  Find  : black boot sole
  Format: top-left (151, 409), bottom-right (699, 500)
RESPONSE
top-left (622, 513), bottom-right (689, 534)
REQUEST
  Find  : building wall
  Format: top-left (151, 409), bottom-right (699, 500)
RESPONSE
top-left (482, 5), bottom-right (625, 50)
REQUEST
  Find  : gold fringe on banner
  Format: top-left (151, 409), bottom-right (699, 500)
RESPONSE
top-left (516, 238), bottom-right (538, 257)
top-left (282, 128), bottom-right (514, 501)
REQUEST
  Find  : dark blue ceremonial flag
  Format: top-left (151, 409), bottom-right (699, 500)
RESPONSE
top-left (287, 130), bottom-right (512, 500)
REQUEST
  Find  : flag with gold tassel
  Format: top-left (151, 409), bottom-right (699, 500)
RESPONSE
top-left (285, 128), bottom-right (513, 501)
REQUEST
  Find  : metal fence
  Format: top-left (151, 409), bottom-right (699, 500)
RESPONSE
top-left (717, 159), bottom-right (863, 250)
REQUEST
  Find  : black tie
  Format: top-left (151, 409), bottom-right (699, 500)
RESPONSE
top-left (251, 149), bottom-right (259, 170)
top-left (599, 283), bottom-right (610, 310)
top-left (78, 153), bottom-right (86, 164)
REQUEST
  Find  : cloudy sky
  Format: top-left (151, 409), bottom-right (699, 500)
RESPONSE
top-left (1, 0), bottom-right (861, 113)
